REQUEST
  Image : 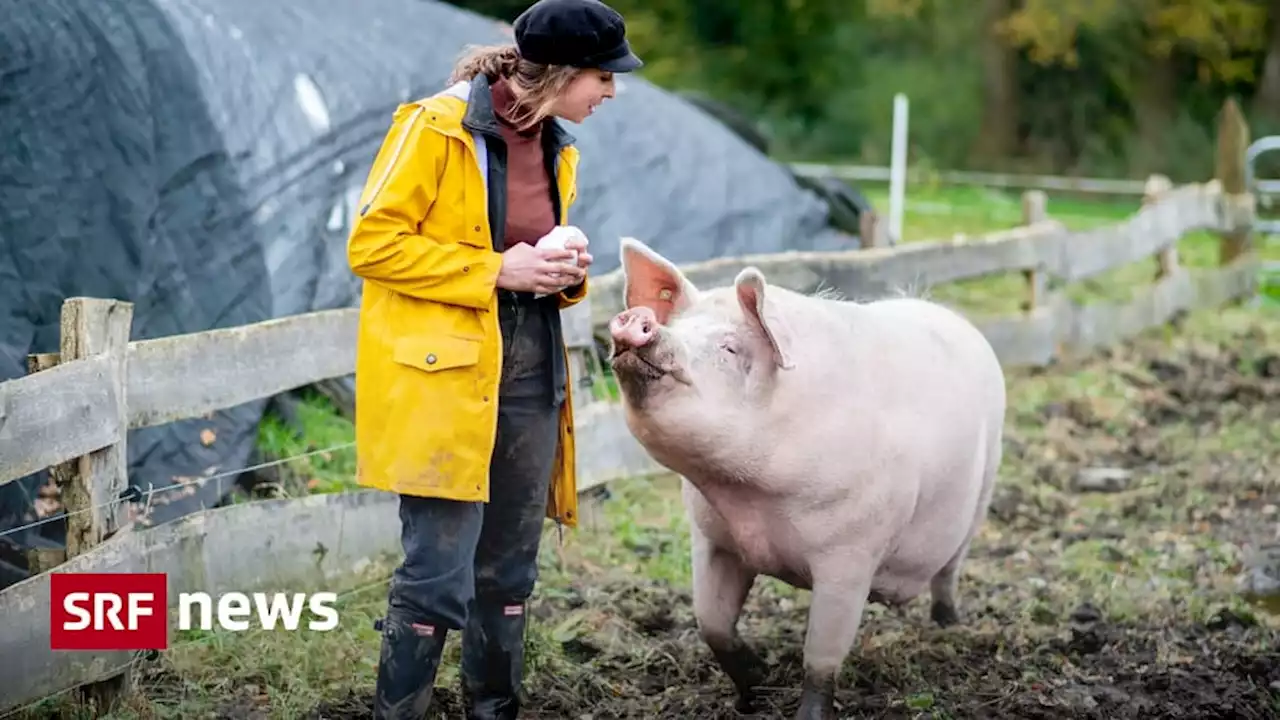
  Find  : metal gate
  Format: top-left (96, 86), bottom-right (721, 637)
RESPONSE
top-left (1246, 137), bottom-right (1280, 304)
top-left (1245, 135), bottom-right (1280, 234)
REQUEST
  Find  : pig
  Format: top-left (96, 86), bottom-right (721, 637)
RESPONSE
top-left (605, 238), bottom-right (1007, 720)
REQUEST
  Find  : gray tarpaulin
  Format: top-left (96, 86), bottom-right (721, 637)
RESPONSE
top-left (0, 0), bottom-right (851, 586)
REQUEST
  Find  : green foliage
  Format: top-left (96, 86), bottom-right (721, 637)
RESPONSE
top-left (253, 391), bottom-right (357, 497)
top-left (441, 0), bottom-right (1280, 180)
top-left (997, 0), bottom-right (1270, 82)
top-left (1262, 262), bottom-right (1280, 307)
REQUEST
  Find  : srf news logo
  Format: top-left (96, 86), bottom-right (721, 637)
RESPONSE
top-left (50, 573), bottom-right (339, 651)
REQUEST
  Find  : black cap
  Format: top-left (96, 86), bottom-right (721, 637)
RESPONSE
top-left (513, 0), bottom-right (643, 73)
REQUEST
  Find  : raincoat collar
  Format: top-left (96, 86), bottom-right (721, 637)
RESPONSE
top-left (443, 74), bottom-right (575, 152)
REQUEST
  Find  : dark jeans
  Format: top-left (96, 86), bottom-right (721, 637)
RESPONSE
top-left (385, 290), bottom-right (564, 631)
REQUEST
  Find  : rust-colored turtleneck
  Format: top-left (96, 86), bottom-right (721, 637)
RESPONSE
top-left (490, 77), bottom-right (557, 251)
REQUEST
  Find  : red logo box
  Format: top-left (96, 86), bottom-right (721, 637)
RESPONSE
top-left (49, 572), bottom-right (168, 651)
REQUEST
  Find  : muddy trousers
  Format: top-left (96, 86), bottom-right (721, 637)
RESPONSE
top-left (373, 292), bottom-right (565, 720)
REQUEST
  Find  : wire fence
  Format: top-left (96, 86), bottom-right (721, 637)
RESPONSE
top-left (0, 442), bottom-right (357, 542)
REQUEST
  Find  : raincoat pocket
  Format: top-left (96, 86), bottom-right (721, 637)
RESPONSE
top-left (392, 333), bottom-right (483, 373)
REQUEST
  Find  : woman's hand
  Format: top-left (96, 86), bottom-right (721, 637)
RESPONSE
top-left (496, 243), bottom-right (585, 295)
top-left (563, 234), bottom-right (593, 273)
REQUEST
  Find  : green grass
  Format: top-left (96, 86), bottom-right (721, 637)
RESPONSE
top-left (856, 180), bottom-right (1280, 317)
top-left (862, 181), bottom-right (1137, 242)
top-left (242, 392), bottom-right (358, 498)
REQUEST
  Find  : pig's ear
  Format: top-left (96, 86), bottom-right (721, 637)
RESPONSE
top-left (619, 236), bottom-right (699, 325)
top-left (734, 267), bottom-right (795, 370)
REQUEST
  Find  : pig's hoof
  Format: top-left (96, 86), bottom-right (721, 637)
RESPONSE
top-left (733, 690), bottom-right (759, 714)
top-left (930, 600), bottom-right (960, 628)
top-left (710, 640), bottom-right (768, 698)
top-left (794, 673), bottom-right (836, 720)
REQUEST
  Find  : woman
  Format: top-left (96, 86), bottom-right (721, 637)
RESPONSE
top-left (345, 0), bottom-right (643, 718)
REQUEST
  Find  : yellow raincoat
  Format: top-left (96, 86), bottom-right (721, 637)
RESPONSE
top-left (346, 79), bottom-right (586, 528)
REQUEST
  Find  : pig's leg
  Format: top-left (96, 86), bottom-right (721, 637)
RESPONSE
top-left (928, 544), bottom-right (967, 627)
top-left (796, 561), bottom-right (874, 720)
top-left (692, 540), bottom-right (766, 712)
top-left (932, 453), bottom-right (1000, 627)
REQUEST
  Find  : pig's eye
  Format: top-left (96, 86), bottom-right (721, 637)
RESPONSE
top-left (719, 341), bottom-right (737, 355)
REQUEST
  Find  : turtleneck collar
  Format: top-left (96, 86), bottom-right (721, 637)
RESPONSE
top-left (490, 76), bottom-right (542, 138)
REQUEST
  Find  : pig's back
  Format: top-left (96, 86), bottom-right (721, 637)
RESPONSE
top-left (823, 295), bottom-right (1004, 404)
top-left (788, 293), bottom-right (1006, 485)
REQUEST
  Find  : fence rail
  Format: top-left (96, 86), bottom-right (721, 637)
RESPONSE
top-left (790, 161), bottom-right (1155, 195)
top-left (788, 160), bottom-right (1280, 199)
top-left (584, 178), bottom-right (1257, 368)
top-left (0, 98), bottom-right (1264, 717)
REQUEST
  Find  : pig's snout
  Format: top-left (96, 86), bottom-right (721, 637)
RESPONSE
top-left (610, 306), bottom-right (658, 352)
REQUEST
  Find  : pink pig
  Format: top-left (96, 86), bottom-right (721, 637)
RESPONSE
top-left (606, 238), bottom-right (1007, 720)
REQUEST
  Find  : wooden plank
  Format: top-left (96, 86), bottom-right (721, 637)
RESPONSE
top-left (126, 308), bottom-right (358, 429)
top-left (1193, 254), bottom-right (1261, 306)
top-left (587, 221), bottom-right (1067, 329)
top-left (1057, 270), bottom-right (1196, 356)
top-left (0, 489), bottom-right (404, 716)
top-left (1054, 184), bottom-right (1225, 282)
top-left (0, 354), bottom-right (121, 486)
top-left (573, 402), bottom-right (666, 493)
top-left (973, 306), bottom-right (1059, 368)
top-left (566, 350), bottom-right (595, 415)
top-left (835, 222), bottom-right (1061, 291)
top-left (560, 297), bottom-right (594, 349)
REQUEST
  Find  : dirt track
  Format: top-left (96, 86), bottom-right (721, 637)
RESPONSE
top-left (301, 313), bottom-right (1280, 719)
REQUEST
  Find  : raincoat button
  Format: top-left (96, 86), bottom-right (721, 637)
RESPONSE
top-left (463, 265), bottom-right (470, 272)
top-left (425, 353), bottom-right (437, 365)
top-left (473, 225), bottom-right (481, 232)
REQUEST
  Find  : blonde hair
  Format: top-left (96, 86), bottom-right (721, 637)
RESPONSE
top-left (448, 44), bottom-right (582, 131)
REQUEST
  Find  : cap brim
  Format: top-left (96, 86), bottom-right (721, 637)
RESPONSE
top-left (596, 50), bottom-right (643, 73)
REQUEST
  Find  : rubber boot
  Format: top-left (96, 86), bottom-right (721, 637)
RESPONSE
top-left (461, 602), bottom-right (528, 720)
top-left (373, 612), bottom-right (449, 720)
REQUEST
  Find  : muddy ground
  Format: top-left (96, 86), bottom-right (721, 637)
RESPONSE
top-left (295, 314), bottom-right (1280, 719)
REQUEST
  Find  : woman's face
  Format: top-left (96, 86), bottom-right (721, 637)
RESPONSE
top-left (551, 69), bottom-right (617, 123)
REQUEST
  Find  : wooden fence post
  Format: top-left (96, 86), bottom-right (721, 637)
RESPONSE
top-left (1143, 174), bottom-right (1178, 278)
top-left (1214, 97), bottom-right (1252, 266)
top-left (57, 298), bottom-right (136, 711)
top-left (561, 297), bottom-right (597, 413)
top-left (1020, 190), bottom-right (1048, 312)
top-left (859, 210), bottom-right (883, 249)
top-left (59, 298), bottom-right (134, 557)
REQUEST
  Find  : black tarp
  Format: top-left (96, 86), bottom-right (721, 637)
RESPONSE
top-left (0, 0), bottom-right (853, 586)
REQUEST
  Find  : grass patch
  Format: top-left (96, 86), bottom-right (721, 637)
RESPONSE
top-left (236, 391), bottom-right (358, 499)
top-left (858, 181), bottom-right (1280, 318)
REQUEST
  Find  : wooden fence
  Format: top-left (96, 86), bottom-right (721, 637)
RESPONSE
top-left (0, 99), bottom-right (1263, 717)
